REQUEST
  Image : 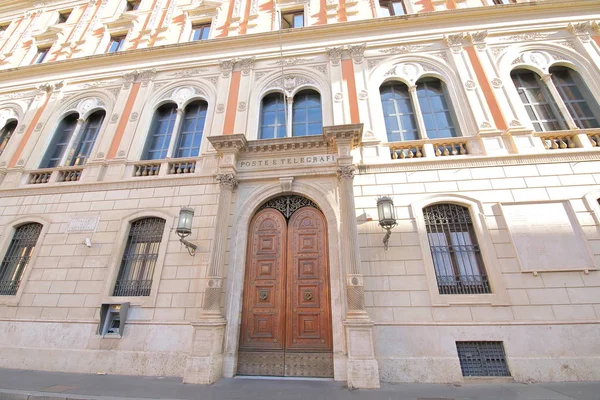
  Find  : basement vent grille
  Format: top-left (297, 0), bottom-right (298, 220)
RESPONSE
top-left (456, 341), bottom-right (511, 377)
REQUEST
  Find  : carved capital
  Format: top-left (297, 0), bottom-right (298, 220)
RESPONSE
top-left (347, 43), bottom-right (366, 64)
top-left (219, 59), bottom-right (237, 77)
top-left (337, 165), bottom-right (355, 180)
top-left (239, 56), bottom-right (255, 75)
top-left (216, 173), bottom-right (239, 189)
top-left (324, 124), bottom-right (363, 157)
top-left (467, 30), bottom-right (488, 50)
top-left (568, 22), bottom-right (592, 42)
top-left (326, 46), bottom-right (343, 66)
top-left (444, 33), bottom-right (465, 52)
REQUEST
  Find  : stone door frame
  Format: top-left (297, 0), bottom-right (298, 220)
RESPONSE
top-left (221, 180), bottom-right (348, 381)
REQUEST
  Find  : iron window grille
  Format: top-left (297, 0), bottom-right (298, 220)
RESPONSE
top-left (456, 341), bottom-right (511, 377)
top-left (0, 223), bottom-right (43, 296)
top-left (113, 218), bottom-right (165, 297)
top-left (423, 204), bottom-right (491, 295)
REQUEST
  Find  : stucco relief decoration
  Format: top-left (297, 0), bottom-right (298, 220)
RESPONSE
top-left (16, 159), bottom-right (24, 166)
top-left (347, 44), bottom-right (366, 64)
top-left (17, 125), bottom-right (26, 134)
top-left (568, 22), bottom-right (591, 42)
top-left (77, 98), bottom-right (98, 115)
top-left (523, 51), bottom-right (551, 72)
top-left (502, 32), bottom-right (549, 42)
top-left (464, 80), bottom-right (476, 90)
top-left (444, 33), bottom-right (464, 53)
top-left (510, 120), bottom-right (521, 127)
top-left (387, 62), bottom-right (423, 84)
top-left (327, 46), bottom-right (343, 66)
top-left (173, 87), bottom-right (195, 106)
top-left (367, 59), bottom-right (382, 70)
top-left (358, 90), bottom-right (368, 100)
top-left (238, 102), bottom-right (247, 111)
top-left (216, 104), bottom-right (225, 113)
top-left (34, 123), bottom-right (43, 132)
top-left (379, 44), bottom-right (427, 54)
top-left (215, 173), bottom-right (239, 189)
top-left (313, 64), bottom-right (328, 75)
top-left (205, 76), bottom-right (220, 87)
top-left (467, 30), bottom-right (488, 51)
top-left (334, 93), bottom-right (343, 103)
top-left (0, 162), bottom-right (6, 168)
top-left (492, 78), bottom-right (503, 88)
top-left (480, 121), bottom-right (492, 129)
top-left (269, 57), bottom-right (316, 66)
top-left (219, 59), bottom-right (236, 78)
top-left (490, 46), bottom-right (509, 59)
top-left (240, 57), bottom-right (256, 76)
top-left (336, 165), bottom-right (355, 180)
top-left (169, 68), bottom-right (209, 78)
top-left (130, 112), bottom-right (139, 122)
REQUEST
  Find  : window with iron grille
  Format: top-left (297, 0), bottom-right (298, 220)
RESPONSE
top-left (0, 223), bottom-right (42, 296)
top-left (423, 204), bottom-right (491, 295)
top-left (456, 341), bottom-right (511, 377)
top-left (113, 218), bottom-right (165, 297)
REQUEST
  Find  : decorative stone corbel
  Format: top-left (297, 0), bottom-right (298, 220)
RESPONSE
top-left (326, 46), bottom-right (344, 66)
top-left (466, 30), bottom-right (488, 51)
top-left (444, 33), bottom-right (465, 53)
top-left (568, 22), bottom-right (592, 43)
top-left (208, 134), bottom-right (247, 174)
top-left (219, 59), bottom-right (237, 78)
top-left (347, 43), bottom-right (366, 64)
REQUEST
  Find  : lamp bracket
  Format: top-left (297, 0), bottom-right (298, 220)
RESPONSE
top-left (180, 238), bottom-right (197, 256)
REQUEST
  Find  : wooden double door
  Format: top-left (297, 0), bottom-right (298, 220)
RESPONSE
top-left (238, 204), bottom-right (333, 377)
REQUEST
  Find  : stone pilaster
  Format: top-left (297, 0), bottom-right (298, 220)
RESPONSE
top-left (325, 124), bottom-right (380, 389)
top-left (183, 134), bottom-right (247, 385)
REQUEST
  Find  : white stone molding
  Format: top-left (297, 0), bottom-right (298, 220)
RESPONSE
top-left (583, 189), bottom-right (600, 226)
top-left (347, 43), bottom-right (366, 64)
top-left (327, 46), bottom-right (343, 66)
top-left (568, 22), bottom-right (592, 43)
top-left (101, 209), bottom-right (176, 308)
top-left (410, 194), bottom-right (510, 307)
top-left (0, 105), bottom-right (23, 129)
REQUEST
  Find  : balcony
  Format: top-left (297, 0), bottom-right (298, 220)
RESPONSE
top-left (131, 158), bottom-right (199, 178)
top-left (27, 166), bottom-right (84, 185)
top-left (389, 137), bottom-right (471, 160)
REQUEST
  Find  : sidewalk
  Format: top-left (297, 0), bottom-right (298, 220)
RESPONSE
top-left (0, 368), bottom-right (599, 400)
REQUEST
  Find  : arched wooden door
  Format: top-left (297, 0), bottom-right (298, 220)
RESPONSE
top-left (238, 198), bottom-right (333, 377)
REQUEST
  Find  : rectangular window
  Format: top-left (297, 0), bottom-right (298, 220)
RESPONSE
top-left (191, 23), bottom-right (211, 41)
top-left (126, 0), bottom-right (141, 11)
top-left (0, 223), bottom-right (42, 296)
top-left (281, 10), bottom-right (304, 29)
top-left (492, 0), bottom-right (515, 4)
top-left (379, 0), bottom-right (406, 16)
top-left (33, 47), bottom-right (49, 64)
top-left (456, 342), bottom-right (511, 377)
top-left (107, 36), bottom-right (126, 53)
top-left (113, 218), bottom-right (165, 297)
top-left (58, 10), bottom-right (71, 23)
top-left (424, 204), bottom-right (491, 295)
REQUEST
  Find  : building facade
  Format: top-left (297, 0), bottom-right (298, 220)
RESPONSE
top-left (0, 0), bottom-right (600, 389)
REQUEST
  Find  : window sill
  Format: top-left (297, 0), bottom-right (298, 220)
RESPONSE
top-left (431, 293), bottom-right (510, 307)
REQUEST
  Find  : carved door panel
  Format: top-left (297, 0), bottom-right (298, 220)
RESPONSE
top-left (238, 209), bottom-right (287, 376)
top-left (285, 207), bottom-right (333, 377)
top-left (238, 204), bottom-right (333, 377)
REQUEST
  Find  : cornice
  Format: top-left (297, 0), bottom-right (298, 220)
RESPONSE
top-left (0, 0), bottom-right (598, 87)
top-left (357, 149), bottom-right (600, 174)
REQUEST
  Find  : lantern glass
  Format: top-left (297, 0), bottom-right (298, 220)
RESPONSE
top-left (377, 196), bottom-right (396, 228)
top-left (177, 207), bottom-right (194, 236)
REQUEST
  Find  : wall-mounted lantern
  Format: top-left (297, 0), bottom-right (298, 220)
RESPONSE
top-left (377, 196), bottom-right (397, 250)
top-left (176, 207), bottom-right (197, 256)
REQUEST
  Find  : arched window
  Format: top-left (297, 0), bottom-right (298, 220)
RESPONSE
top-left (292, 90), bottom-right (322, 137)
top-left (550, 66), bottom-right (600, 129)
top-left (142, 103), bottom-right (177, 160)
top-left (259, 92), bottom-right (286, 139)
top-left (0, 223), bottom-right (42, 296)
top-left (380, 81), bottom-right (418, 142)
top-left (416, 78), bottom-right (459, 139)
top-left (423, 204), bottom-right (490, 295)
top-left (40, 113), bottom-right (79, 168)
top-left (113, 217), bottom-right (165, 297)
top-left (0, 120), bottom-right (18, 155)
top-left (68, 110), bottom-right (105, 166)
top-left (510, 69), bottom-right (566, 132)
top-left (174, 100), bottom-right (207, 158)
